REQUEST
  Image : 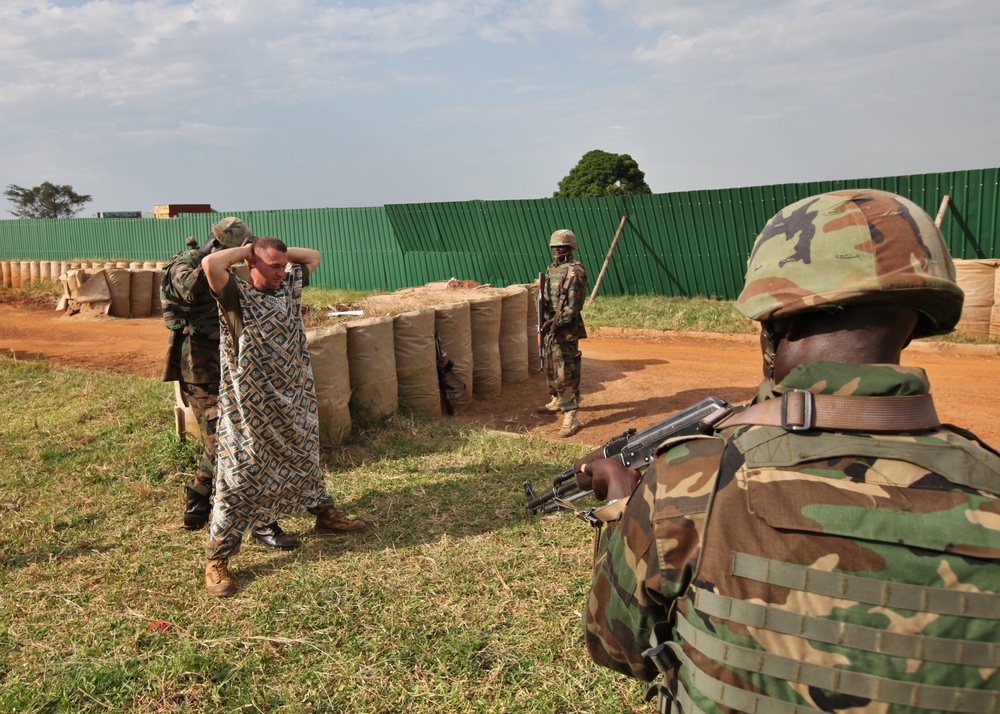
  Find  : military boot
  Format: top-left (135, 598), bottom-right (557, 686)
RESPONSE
top-left (184, 487), bottom-right (211, 530)
top-left (559, 410), bottom-right (581, 438)
top-left (536, 396), bottom-right (560, 414)
top-left (251, 522), bottom-right (298, 550)
top-left (205, 559), bottom-right (237, 597)
top-left (315, 507), bottom-right (370, 534)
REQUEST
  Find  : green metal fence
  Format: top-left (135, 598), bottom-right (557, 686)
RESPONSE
top-left (2, 167), bottom-right (996, 299)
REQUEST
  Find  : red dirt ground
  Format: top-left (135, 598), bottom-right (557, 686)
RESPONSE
top-left (2, 303), bottom-right (999, 448)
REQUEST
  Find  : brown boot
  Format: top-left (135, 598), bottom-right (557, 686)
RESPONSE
top-left (559, 410), bottom-right (580, 437)
top-left (315, 507), bottom-right (369, 534)
top-left (205, 559), bottom-right (237, 597)
top-left (536, 396), bottom-right (560, 414)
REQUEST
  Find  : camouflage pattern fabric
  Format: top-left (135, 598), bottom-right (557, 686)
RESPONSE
top-left (205, 264), bottom-right (334, 560)
top-left (543, 336), bottom-right (582, 412)
top-left (585, 362), bottom-right (1000, 712)
top-left (160, 249), bottom-right (222, 385)
top-left (542, 256), bottom-right (587, 409)
top-left (543, 257), bottom-right (588, 343)
top-left (180, 382), bottom-right (218, 495)
top-left (735, 189), bottom-right (964, 339)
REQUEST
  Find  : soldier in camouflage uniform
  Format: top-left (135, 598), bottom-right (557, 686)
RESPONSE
top-left (577, 189), bottom-right (1000, 712)
top-left (537, 229), bottom-right (588, 437)
top-left (160, 217), bottom-right (295, 551)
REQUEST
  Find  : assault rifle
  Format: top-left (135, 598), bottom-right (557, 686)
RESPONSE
top-left (536, 271), bottom-right (546, 372)
top-left (523, 396), bottom-right (733, 516)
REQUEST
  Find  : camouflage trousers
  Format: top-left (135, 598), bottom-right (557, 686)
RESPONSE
top-left (543, 336), bottom-right (582, 411)
top-left (181, 381), bottom-right (218, 496)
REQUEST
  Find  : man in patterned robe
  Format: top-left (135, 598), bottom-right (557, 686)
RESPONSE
top-left (576, 190), bottom-right (1000, 712)
top-left (200, 236), bottom-right (368, 597)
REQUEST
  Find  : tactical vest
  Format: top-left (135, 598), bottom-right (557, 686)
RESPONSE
top-left (646, 423), bottom-right (1000, 713)
top-left (544, 258), bottom-right (587, 342)
top-left (160, 250), bottom-right (221, 338)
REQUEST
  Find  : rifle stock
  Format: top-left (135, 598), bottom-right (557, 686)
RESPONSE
top-left (523, 396), bottom-right (732, 515)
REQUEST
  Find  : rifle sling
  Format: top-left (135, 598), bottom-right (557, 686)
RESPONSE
top-left (717, 390), bottom-right (939, 433)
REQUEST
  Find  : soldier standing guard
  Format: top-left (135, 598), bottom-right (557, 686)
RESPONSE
top-left (537, 229), bottom-right (588, 437)
top-left (160, 217), bottom-right (296, 551)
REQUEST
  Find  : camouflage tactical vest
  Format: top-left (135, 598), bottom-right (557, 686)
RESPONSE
top-left (160, 249), bottom-right (221, 338)
top-left (647, 422), bottom-right (1000, 713)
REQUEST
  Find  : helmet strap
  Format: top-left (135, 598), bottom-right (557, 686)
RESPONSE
top-left (760, 319), bottom-right (788, 381)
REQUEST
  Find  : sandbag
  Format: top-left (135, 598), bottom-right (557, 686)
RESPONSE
top-left (1, 261), bottom-right (10, 288)
top-left (346, 315), bottom-right (398, 421)
top-left (393, 308), bottom-right (441, 419)
top-left (307, 325), bottom-right (352, 446)
top-left (468, 295), bottom-right (502, 399)
top-left (105, 269), bottom-right (132, 318)
top-left (150, 269), bottom-right (164, 315)
top-left (434, 301), bottom-right (473, 405)
top-left (28, 261), bottom-right (39, 286)
top-left (499, 287), bottom-right (529, 383)
top-left (954, 259), bottom-right (997, 338)
top-left (524, 283), bottom-right (540, 371)
top-left (129, 261), bottom-right (143, 271)
top-left (16, 261), bottom-right (29, 288)
top-left (39, 261), bottom-right (51, 283)
top-left (129, 270), bottom-right (154, 317)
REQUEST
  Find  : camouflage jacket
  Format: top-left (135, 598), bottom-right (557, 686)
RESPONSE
top-left (543, 256), bottom-right (588, 343)
top-left (160, 248), bottom-right (221, 385)
top-left (585, 362), bottom-right (1000, 713)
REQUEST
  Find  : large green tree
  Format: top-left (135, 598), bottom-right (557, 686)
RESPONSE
top-left (4, 181), bottom-right (93, 218)
top-left (553, 150), bottom-right (652, 198)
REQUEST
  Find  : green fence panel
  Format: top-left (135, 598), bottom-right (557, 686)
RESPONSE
top-left (2, 168), bottom-right (996, 297)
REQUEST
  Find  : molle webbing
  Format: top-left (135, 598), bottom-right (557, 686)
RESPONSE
top-left (732, 552), bottom-right (1000, 620)
top-left (693, 588), bottom-right (1000, 668)
top-left (649, 642), bottom-right (823, 714)
top-left (674, 615), bottom-right (1000, 713)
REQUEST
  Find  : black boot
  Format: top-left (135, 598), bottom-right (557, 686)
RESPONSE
top-left (251, 522), bottom-right (298, 550)
top-left (183, 487), bottom-right (211, 530)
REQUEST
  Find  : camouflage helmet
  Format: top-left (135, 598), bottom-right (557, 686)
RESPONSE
top-left (549, 229), bottom-right (578, 250)
top-left (735, 189), bottom-right (963, 338)
top-left (211, 217), bottom-right (253, 249)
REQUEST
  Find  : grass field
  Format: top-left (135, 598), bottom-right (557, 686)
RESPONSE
top-left (2, 286), bottom-right (997, 712)
top-left (0, 355), bottom-right (651, 713)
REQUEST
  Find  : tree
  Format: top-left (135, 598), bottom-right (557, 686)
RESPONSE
top-left (553, 150), bottom-right (652, 198)
top-left (4, 181), bottom-right (93, 218)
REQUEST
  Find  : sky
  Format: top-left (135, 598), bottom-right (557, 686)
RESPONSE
top-left (2, 0), bottom-right (999, 217)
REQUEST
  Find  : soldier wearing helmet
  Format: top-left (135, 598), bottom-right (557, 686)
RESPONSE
top-left (537, 228), bottom-right (588, 437)
top-left (575, 190), bottom-right (1000, 712)
top-left (160, 216), bottom-right (296, 551)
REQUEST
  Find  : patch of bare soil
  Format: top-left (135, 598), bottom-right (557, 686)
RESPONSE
top-left (2, 303), bottom-right (999, 449)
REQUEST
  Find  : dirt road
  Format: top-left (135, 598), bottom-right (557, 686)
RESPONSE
top-left (2, 303), bottom-right (999, 447)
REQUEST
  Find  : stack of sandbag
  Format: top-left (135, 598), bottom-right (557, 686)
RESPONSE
top-left (953, 259), bottom-right (999, 338)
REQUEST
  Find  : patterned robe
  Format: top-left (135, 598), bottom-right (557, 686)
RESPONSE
top-left (206, 264), bottom-right (332, 559)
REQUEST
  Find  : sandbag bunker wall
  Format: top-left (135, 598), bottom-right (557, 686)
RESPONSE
top-left (952, 258), bottom-right (1000, 339)
top-left (0, 259), bottom-right (169, 318)
top-left (173, 285), bottom-right (538, 448)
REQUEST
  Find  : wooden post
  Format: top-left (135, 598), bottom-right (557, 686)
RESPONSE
top-left (935, 195), bottom-right (951, 228)
top-left (585, 215), bottom-right (627, 308)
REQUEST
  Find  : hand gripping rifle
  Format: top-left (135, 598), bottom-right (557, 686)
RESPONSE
top-left (522, 396), bottom-right (733, 516)
top-left (536, 271), bottom-right (546, 372)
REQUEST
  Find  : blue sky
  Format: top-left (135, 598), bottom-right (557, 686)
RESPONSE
top-left (2, 0), bottom-right (999, 216)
